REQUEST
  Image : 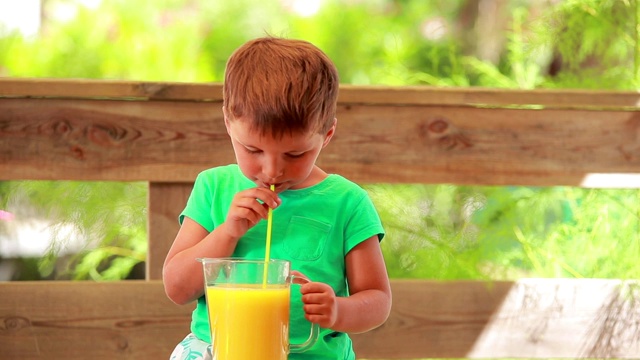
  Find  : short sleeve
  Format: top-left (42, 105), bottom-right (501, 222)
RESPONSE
top-left (179, 170), bottom-right (215, 232)
top-left (343, 190), bottom-right (385, 254)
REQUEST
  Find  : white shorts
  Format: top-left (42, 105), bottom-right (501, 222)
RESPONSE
top-left (170, 333), bottom-right (212, 360)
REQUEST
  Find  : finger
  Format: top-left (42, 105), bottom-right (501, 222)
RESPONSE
top-left (235, 187), bottom-right (281, 210)
top-left (233, 198), bottom-right (270, 219)
top-left (299, 282), bottom-right (330, 295)
top-left (291, 270), bottom-right (311, 285)
top-left (241, 209), bottom-right (262, 225)
top-left (252, 187), bottom-right (281, 208)
top-left (228, 207), bottom-right (264, 225)
top-left (227, 210), bottom-right (259, 228)
top-left (302, 298), bottom-right (331, 313)
top-left (304, 313), bottom-right (332, 328)
top-left (301, 293), bottom-right (334, 309)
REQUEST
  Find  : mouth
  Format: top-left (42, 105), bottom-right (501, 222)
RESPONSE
top-left (263, 182), bottom-right (282, 191)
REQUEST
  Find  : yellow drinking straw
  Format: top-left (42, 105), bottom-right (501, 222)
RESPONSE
top-left (262, 184), bottom-right (275, 288)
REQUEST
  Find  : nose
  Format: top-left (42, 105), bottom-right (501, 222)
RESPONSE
top-left (262, 155), bottom-right (283, 182)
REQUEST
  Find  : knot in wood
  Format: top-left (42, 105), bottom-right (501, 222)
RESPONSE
top-left (87, 123), bottom-right (128, 146)
top-left (3, 316), bottom-right (31, 331)
top-left (113, 335), bottom-right (130, 351)
top-left (428, 118), bottom-right (449, 134)
top-left (53, 120), bottom-right (73, 135)
top-left (70, 145), bottom-right (85, 160)
top-left (420, 117), bottom-right (473, 150)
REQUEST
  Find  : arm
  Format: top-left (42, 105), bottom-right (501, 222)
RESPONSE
top-left (162, 218), bottom-right (237, 305)
top-left (163, 187), bottom-right (281, 305)
top-left (300, 236), bottom-right (392, 333)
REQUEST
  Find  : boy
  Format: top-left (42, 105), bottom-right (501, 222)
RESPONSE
top-left (163, 36), bottom-right (391, 360)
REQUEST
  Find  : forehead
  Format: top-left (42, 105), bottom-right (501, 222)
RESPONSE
top-left (228, 119), bottom-right (320, 148)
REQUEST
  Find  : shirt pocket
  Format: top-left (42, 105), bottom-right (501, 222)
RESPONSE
top-left (283, 216), bottom-right (332, 261)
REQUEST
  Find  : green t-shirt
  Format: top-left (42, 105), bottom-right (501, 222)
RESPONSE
top-left (180, 164), bottom-right (385, 360)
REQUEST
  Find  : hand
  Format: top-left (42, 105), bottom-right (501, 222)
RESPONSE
top-left (300, 280), bottom-right (339, 329)
top-left (222, 187), bottom-right (280, 239)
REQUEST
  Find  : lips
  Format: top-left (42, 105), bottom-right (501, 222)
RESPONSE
top-left (261, 182), bottom-right (282, 191)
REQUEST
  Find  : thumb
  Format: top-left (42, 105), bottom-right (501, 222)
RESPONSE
top-left (291, 270), bottom-right (311, 285)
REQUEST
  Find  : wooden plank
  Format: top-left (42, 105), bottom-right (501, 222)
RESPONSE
top-left (147, 183), bottom-right (193, 280)
top-left (2, 78), bottom-right (640, 109)
top-left (323, 105), bottom-right (640, 187)
top-left (1, 98), bottom-right (638, 187)
top-left (353, 279), bottom-right (640, 359)
top-left (352, 280), bottom-right (514, 359)
top-left (465, 279), bottom-right (640, 358)
top-left (0, 98), bottom-right (233, 182)
top-left (338, 84), bottom-right (640, 109)
top-left (0, 78), bottom-right (222, 101)
top-left (3, 79), bottom-right (639, 359)
top-left (0, 280), bottom-right (193, 359)
top-left (2, 280), bottom-right (638, 359)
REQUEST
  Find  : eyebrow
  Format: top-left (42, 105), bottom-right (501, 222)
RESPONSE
top-left (234, 136), bottom-right (311, 153)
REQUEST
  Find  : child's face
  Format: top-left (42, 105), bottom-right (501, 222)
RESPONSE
top-left (225, 117), bottom-right (335, 192)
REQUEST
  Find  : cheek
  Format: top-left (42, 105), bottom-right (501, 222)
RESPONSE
top-left (233, 149), bottom-right (259, 174)
top-left (289, 156), bottom-right (318, 176)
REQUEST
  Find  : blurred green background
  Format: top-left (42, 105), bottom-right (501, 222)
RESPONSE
top-left (0, 0), bottom-right (638, 281)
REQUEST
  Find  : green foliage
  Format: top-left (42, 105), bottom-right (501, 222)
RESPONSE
top-left (1, 181), bottom-right (147, 280)
top-left (1, 0), bottom-right (638, 280)
top-left (533, 0), bottom-right (640, 89)
top-left (461, 7), bottom-right (545, 89)
top-left (368, 185), bottom-right (640, 280)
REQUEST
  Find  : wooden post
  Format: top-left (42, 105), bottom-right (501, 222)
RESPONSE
top-left (147, 182), bottom-right (193, 280)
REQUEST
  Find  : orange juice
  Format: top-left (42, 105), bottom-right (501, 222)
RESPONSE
top-left (206, 284), bottom-right (290, 360)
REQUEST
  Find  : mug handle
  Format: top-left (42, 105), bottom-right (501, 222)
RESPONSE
top-left (289, 273), bottom-right (320, 353)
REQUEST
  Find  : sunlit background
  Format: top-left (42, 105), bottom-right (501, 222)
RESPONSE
top-left (0, 0), bottom-right (329, 36)
top-left (1, 0), bottom-right (639, 281)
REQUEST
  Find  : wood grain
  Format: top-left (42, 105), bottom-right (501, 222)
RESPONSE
top-left (323, 104), bottom-right (640, 186)
top-left (0, 281), bottom-right (192, 359)
top-left (3, 78), bottom-right (640, 108)
top-left (1, 98), bottom-right (638, 186)
top-left (2, 79), bottom-right (640, 359)
top-left (147, 183), bottom-right (193, 280)
top-left (353, 279), bottom-right (640, 359)
top-left (2, 280), bottom-right (638, 359)
top-left (352, 280), bottom-right (514, 358)
top-left (0, 78), bottom-right (222, 101)
top-left (0, 98), bottom-right (232, 181)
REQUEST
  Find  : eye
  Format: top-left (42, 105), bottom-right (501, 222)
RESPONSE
top-left (244, 147), bottom-right (261, 154)
top-left (286, 152), bottom-right (305, 159)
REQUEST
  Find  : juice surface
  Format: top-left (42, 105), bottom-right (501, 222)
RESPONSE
top-left (206, 284), bottom-right (290, 360)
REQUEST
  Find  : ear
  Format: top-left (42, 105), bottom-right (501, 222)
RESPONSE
top-left (321, 118), bottom-right (337, 148)
top-left (223, 106), bottom-right (232, 135)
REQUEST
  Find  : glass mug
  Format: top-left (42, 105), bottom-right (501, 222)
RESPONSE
top-left (198, 258), bottom-right (319, 360)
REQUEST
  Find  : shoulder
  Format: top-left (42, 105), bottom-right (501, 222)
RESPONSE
top-left (284, 174), bottom-right (373, 207)
top-left (194, 164), bottom-right (249, 186)
top-left (323, 174), bottom-right (369, 197)
top-left (196, 164), bottom-right (242, 180)
top-left (303, 175), bottom-right (375, 212)
top-left (192, 165), bottom-right (249, 195)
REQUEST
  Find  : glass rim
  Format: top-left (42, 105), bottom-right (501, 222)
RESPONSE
top-left (196, 257), bottom-right (289, 265)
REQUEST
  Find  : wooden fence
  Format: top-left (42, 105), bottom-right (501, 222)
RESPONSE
top-left (1, 78), bottom-right (639, 359)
